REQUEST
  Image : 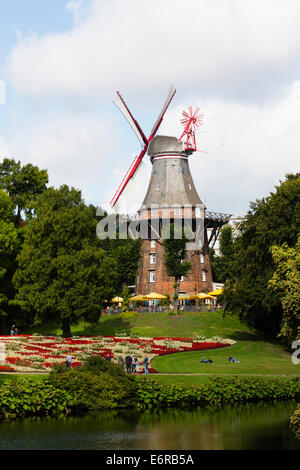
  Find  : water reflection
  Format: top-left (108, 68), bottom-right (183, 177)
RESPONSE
top-left (0, 402), bottom-right (300, 450)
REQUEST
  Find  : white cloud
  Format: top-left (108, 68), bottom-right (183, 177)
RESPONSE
top-left (0, 111), bottom-right (116, 205)
top-left (6, 0), bottom-right (300, 98)
top-left (159, 81), bottom-right (300, 215)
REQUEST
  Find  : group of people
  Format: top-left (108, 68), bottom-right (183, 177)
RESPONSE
top-left (119, 354), bottom-right (149, 375)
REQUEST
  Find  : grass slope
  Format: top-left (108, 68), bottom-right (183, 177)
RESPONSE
top-left (26, 311), bottom-right (252, 339)
top-left (18, 311), bottom-right (300, 384)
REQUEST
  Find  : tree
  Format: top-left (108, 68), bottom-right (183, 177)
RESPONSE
top-left (0, 158), bottom-right (48, 226)
top-left (162, 222), bottom-right (192, 314)
top-left (106, 238), bottom-right (141, 293)
top-left (210, 224), bottom-right (235, 283)
top-left (222, 173), bottom-right (300, 335)
top-left (13, 185), bottom-right (118, 337)
top-left (269, 237), bottom-right (300, 344)
top-left (0, 190), bottom-right (20, 332)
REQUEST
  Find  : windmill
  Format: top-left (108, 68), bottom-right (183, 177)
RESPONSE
top-left (110, 86), bottom-right (231, 298)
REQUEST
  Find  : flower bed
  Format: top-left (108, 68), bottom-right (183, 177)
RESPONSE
top-left (0, 334), bottom-right (235, 373)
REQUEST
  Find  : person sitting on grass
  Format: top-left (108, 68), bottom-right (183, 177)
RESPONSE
top-left (229, 355), bottom-right (240, 363)
top-left (201, 357), bottom-right (213, 363)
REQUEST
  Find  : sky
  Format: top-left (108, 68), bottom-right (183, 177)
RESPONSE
top-left (0, 0), bottom-right (299, 217)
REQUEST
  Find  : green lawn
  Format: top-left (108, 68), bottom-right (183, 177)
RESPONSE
top-left (14, 311), bottom-right (300, 385)
top-left (151, 339), bottom-right (300, 376)
top-left (25, 310), bottom-right (253, 339)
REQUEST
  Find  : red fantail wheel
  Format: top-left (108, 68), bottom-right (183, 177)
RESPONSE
top-left (179, 106), bottom-right (204, 151)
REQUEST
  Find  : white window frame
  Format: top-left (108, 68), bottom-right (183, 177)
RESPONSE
top-left (149, 270), bottom-right (156, 283)
top-left (201, 270), bottom-right (207, 282)
top-left (151, 240), bottom-right (156, 248)
top-left (199, 253), bottom-right (204, 264)
top-left (150, 253), bottom-right (156, 264)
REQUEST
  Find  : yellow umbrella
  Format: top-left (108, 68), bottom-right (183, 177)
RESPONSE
top-left (196, 293), bottom-right (216, 300)
top-left (111, 296), bottom-right (124, 303)
top-left (207, 289), bottom-right (223, 296)
top-left (144, 292), bottom-right (167, 300)
top-left (128, 295), bottom-right (148, 301)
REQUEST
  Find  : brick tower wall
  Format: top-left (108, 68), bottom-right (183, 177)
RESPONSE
top-left (135, 228), bottom-right (213, 298)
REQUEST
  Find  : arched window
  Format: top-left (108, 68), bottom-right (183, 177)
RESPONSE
top-left (201, 270), bottom-right (207, 282)
top-left (199, 253), bottom-right (204, 264)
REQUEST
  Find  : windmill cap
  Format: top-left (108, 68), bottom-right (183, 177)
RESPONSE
top-left (148, 135), bottom-right (184, 157)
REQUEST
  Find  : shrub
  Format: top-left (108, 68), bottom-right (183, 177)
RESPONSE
top-left (290, 407), bottom-right (300, 438)
top-left (48, 369), bottom-right (137, 411)
top-left (0, 379), bottom-right (72, 420)
top-left (136, 376), bottom-right (300, 409)
top-left (80, 355), bottom-right (126, 378)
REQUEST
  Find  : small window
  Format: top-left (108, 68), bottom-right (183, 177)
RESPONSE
top-left (156, 183), bottom-right (160, 190)
top-left (149, 270), bottom-right (156, 283)
top-left (199, 253), bottom-right (204, 264)
top-left (151, 240), bottom-right (156, 248)
top-left (174, 207), bottom-right (180, 215)
top-left (202, 270), bottom-right (207, 282)
top-left (171, 164), bottom-right (176, 171)
top-left (150, 253), bottom-right (156, 264)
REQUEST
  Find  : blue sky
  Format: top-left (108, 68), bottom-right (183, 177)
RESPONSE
top-left (0, 0), bottom-right (299, 216)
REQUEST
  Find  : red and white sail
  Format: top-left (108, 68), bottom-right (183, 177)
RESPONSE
top-left (110, 85), bottom-right (176, 209)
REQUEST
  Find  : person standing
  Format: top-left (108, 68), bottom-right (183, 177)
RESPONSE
top-left (65, 354), bottom-right (72, 370)
top-left (143, 355), bottom-right (149, 375)
top-left (125, 354), bottom-right (132, 374)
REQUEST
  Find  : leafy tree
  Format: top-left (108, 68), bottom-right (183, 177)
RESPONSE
top-left (162, 222), bottom-right (192, 314)
top-left (269, 236), bottom-right (300, 344)
top-left (0, 158), bottom-right (48, 226)
top-left (0, 190), bottom-right (20, 332)
top-left (13, 185), bottom-right (118, 337)
top-left (107, 238), bottom-right (142, 293)
top-left (222, 173), bottom-right (300, 335)
top-left (210, 225), bottom-right (235, 283)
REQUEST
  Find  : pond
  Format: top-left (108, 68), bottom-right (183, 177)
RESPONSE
top-left (0, 401), bottom-right (300, 450)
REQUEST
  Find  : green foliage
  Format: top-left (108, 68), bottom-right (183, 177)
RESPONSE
top-left (162, 223), bottom-right (192, 313)
top-left (0, 379), bottom-right (72, 420)
top-left (210, 225), bottom-right (235, 283)
top-left (48, 356), bottom-right (138, 411)
top-left (290, 407), bottom-right (300, 439)
top-left (136, 376), bottom-right (300, 409)
top-left (0, 158), bottom-right (48, 226)
top-left (108, 238), bottom-right (142, 293)
top-left (48, 369), bottom-right (136, 411)
top-left (0, 190), bottom-right (21, 328)
top-left (80, 355), bottom-right (126, 378)
top-left (222, 173), bottom-right (300, 335)
top-left (13, 185), bottom-right (118, 336)
top-left (269, 237), bottom-right (300, 343)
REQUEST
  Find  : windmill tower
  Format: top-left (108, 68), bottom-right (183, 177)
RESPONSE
top-left (111, 86), bottom-right (228, 298)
